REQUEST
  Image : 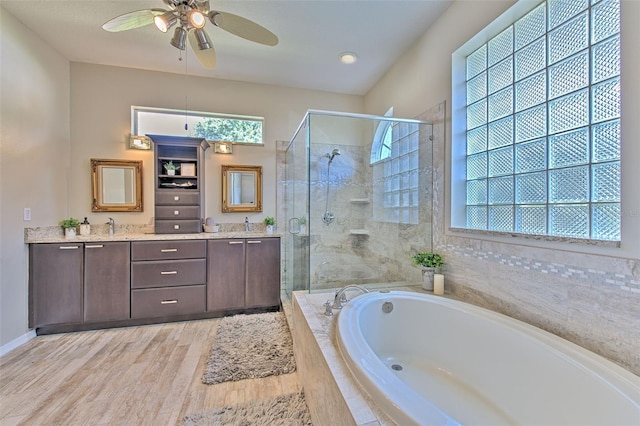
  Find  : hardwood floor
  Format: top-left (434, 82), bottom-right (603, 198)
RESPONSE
top-left (0, 317), bottom-right (301, 425)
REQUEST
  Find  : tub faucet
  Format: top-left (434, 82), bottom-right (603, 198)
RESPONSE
top-left (245, 217), bottom-right (251, 232)
top-left (332, 285), bottom-right (370, 309)
top-left (107, 217), bottom-right (115, 235)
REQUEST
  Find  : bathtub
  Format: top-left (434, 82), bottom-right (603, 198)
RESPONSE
top-left (336, 290), bottom-right (640, 426)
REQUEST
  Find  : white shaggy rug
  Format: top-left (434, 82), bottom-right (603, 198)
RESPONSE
top-left (202, 311), bottom-right (296, 385)
top-left (180, 392), bottom-right (312, 426)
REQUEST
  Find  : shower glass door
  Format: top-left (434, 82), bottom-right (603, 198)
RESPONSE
top-left (283, 115), bottom-right (310, 300)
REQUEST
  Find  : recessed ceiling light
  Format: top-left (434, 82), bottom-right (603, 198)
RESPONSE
top-left (339, 52), bottom-right (358, 64)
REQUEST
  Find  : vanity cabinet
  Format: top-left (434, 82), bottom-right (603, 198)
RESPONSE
top-left (207, 239), bottom-right (246, 311)
top-left (28, 235), bottom-right (280, 333)
top-left (84, 242), bottom-right (130, 322)
top-left (150, 135), bottom-right (209, 234)
top-left (130, 240), bottom-right (207, 319)
top-left (207, 237), bottom-right (280, 311)
top-left (29, 243), bottom-right (84, 328)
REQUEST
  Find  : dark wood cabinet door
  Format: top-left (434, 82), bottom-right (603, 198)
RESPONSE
top-left (29, 243), bottom-right (84, 328)
top-left (207, 239), bottom-right (245, 311)
top-left (84, 242), bottom-right (131, 322)
top-left (245, 238), bottom-right (281, 308)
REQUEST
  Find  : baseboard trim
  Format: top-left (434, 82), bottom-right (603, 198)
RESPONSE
top-left (0, 330), bottom-right (36, 357)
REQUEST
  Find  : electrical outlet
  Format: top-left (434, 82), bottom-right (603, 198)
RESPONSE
top-left (24, 208), bottom-right (31, 221)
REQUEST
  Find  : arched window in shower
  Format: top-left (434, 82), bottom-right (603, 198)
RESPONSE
top-left (370, 107), bottom-right (394, 164)
top-left (370, 107), bottom-right (420, 224)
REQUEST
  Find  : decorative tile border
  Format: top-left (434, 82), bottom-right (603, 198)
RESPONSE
top-left (443, 243), bottom-right (640, 293)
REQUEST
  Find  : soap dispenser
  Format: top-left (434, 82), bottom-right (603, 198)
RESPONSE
top-left (80, 217), bottom-right (91, 236)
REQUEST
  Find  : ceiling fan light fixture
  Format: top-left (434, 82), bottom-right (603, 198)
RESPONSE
top-left (194, 28), bottom-right (212, 50)
top-left (170, 26), bottom-right (187, 50)
top-left (188, 10), bottom-right (206, 29)
top-left (154, 11), bottom-right (177, 33)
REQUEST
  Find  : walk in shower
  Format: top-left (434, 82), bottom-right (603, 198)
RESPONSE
top-left (281, 110), bottom-right (434, 299)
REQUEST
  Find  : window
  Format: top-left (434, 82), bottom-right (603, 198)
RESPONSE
top-left (452, 0), bottom-right (620, 241)
top-left (132, 106), bottom-right (264, 145)
top-left (370, 107), bottom-right (394, 163)
top-left (371, 111), bottom-right (420, 224)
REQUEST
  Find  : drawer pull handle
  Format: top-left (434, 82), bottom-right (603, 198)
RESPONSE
top-left (228, 241), bottom-right (244, 245)
top-left (174, 225), bottom-right (180, 230)
top-left (248, 240), bottom-right (262, 244)
top-left (174, 196), bottom-right (180, 201)
top-left (174, 210), bottom-right (180, 216)
top-left (161, 300), bottom-right (178, 305)
top-left (161, 248), bottom-right (178, 252)
top-left (85, 244), bottom-right (104, 248)
top-left (59, 246), bottom-right (79, 250)
top-left (161, 271), bottom-right (178, 275)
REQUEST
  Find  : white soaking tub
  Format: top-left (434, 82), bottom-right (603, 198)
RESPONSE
top-left (336, 290), bottom-right (640, 426)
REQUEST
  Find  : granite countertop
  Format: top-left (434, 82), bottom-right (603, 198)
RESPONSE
top-left (24, 225), bottom-right (282, 244)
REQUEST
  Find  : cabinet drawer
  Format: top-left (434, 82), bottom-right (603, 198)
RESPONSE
top-left (155, 219), bottom-right (202, 234)
top-left (131, 240), bottom-right (206, 261)
top-left (155, 205), bottom-right (201, 219)
top-left (156, 191), bottom-right (200, 206)
top-left (131, 258), bottom-right (206, 289)
top-left (131, 285), bottom-right (206, 319)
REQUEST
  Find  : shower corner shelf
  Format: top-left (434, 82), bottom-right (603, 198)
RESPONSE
top-left (349, 229), bottom-right (370, 236)
top-left (350, 198), bottom-right (370, 204)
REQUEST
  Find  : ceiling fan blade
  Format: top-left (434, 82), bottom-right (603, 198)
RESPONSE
top-left (102, 9), bottom-right (167, 32)
top-left (208, 11), bottom-right (278, 46)
top-left (188, 30), bottom-right (217, 69)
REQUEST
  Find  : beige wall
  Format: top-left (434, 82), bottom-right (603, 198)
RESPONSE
top-left (365, 0), bottom-right (640, 373)
top-left (0, 8), bottom-right (362, 349)
top-left (69, 62), bottom-right (363, 226)
top-left (0, 8), bottom-right (71, 349)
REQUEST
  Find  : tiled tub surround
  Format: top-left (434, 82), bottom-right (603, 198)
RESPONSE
top-left (292, 290), bottom-right (395, 426)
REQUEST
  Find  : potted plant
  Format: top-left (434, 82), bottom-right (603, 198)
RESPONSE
top-left (60, 217), bottom-right (81, 239)
top-left (263, 216), bottom-right (276, 234)
top-left (298, 216), bottom-right (307, 234)
top-left (411, 252), bottom-right (443, 291)
top-left (164, 161), bottom-right (179, 176)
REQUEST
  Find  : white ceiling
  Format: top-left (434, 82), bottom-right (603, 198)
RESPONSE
top-left (1, 0), bottom-right (453, 95)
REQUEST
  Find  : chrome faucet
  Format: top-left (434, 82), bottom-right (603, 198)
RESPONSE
top-left (332, 285), bottom-right (370, 309)
top-left (107, 217), bottom-right (115, 235)
top-left (245, 217), bottom-right (251, 232)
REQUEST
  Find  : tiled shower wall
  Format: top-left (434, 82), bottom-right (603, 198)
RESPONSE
top-left (427, 101), bottom-right (640, 375)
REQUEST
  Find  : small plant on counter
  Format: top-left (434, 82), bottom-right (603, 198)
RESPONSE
top-left (60, 217), bottom-right (81, 229)
top-left (298, 216), bottom-right (307, 225)
top-left (411, 252), bottom-right (444, 269)
top-left (263, 216), bottom-right (276, 226)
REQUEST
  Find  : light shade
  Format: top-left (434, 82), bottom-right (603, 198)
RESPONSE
top-left (214, 142), bottom-right (233, 154)
top-left (154, 11), bottom-right (177, 33)
top-left (129, 135), bottom-right (152, 150)
top-left (170, 27), bottom-right (187, 50)
top-left (193, 28), bottom-right (212, 50)
top-left (188, 10), bottom-right (206, 28)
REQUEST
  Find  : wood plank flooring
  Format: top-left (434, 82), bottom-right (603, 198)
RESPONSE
top-left (0, 317), bottom-right (301, 425)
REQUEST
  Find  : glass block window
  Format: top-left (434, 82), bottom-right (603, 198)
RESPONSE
top-left (462, 0), bottom-right (620, 240)
top-left (375, 121), bottom-right (420, 224)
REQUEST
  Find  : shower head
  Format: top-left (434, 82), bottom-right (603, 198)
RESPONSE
top-left (327, 148), bottom-right (341, 163)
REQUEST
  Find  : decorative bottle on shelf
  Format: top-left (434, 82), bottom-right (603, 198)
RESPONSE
top-left (80, 217), bottom-right (91, 236)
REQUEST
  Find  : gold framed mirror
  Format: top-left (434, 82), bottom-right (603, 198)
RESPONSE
top-left (222, 165), bottom-right (262, 213)
top-left (91, 159), bottom-right (143, 212)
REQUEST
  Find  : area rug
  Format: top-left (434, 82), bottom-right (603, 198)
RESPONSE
top-left (180, 392), bottom-right (312, 426)
top-left (202, 311), bottom-right (296, 385)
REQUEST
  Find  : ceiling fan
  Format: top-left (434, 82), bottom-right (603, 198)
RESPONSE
top-left (102, 0), bottom-right (278, 69)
